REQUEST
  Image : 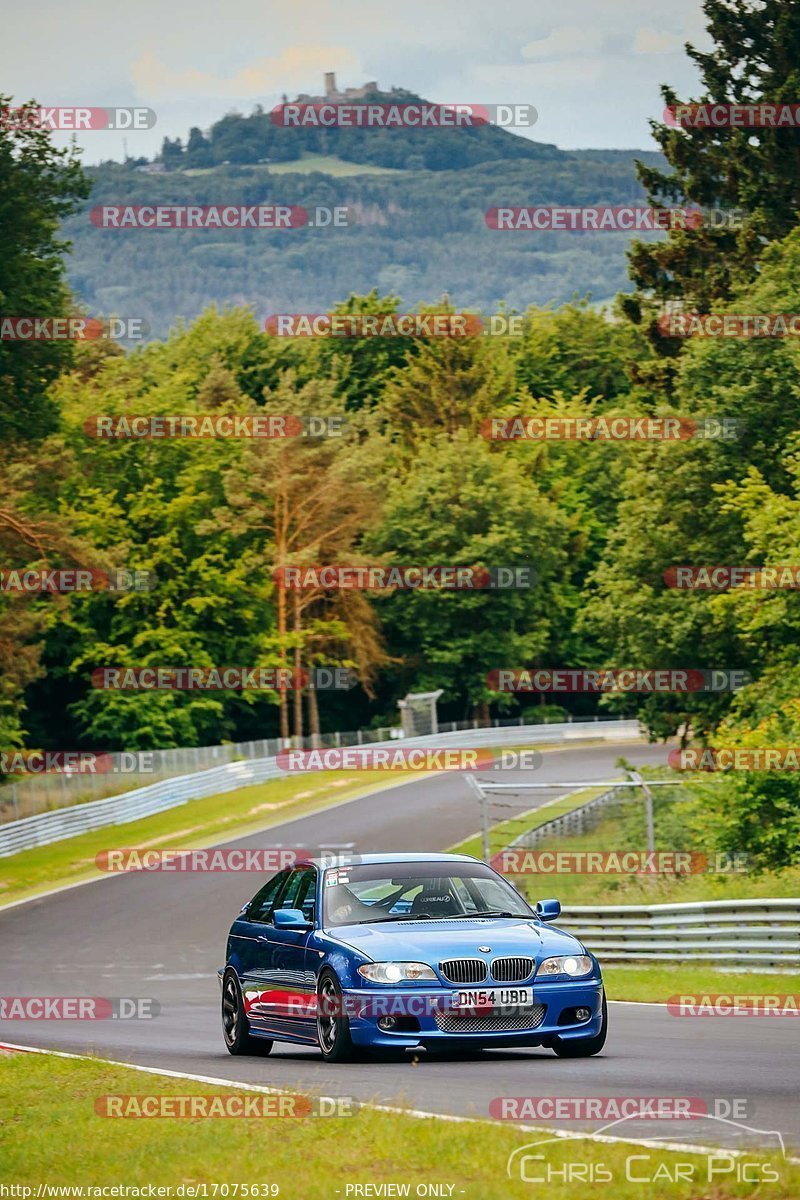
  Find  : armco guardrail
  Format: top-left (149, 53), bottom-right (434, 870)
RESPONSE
top-left (502, 785), bottom-right (623, 850)
top-left (0, 719), bottom-right (641, 858)
top-left (558, 898), bottom-right (800, 968)
top-left (0, 712), bottom-right (635, 822)
top-left (0, 758), bottom-right (286, 858)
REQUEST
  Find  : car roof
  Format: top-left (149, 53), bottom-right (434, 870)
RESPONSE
top-left (304, 852), bottom-right (481, 868)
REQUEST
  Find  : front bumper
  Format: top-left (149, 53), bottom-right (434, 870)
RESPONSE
top-left (343, 978), bottom-right (604, 1048)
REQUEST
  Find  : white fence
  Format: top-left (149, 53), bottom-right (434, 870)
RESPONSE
top-left (559, 898), bottom-right (800, 968)
top-left (0, 758), bottom-right (289, 858)
top-left (0, 719), bottom-right (641, 858)
top-left (0, 713), bottom-right (635, 823)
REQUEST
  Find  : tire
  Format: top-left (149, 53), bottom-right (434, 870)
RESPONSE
top-left (316, 968), bottom-right (357, 1062)
top-left (222, 969), bottom-right (273, 1056)
top-left (552, 994), bottom-right (607, 1058)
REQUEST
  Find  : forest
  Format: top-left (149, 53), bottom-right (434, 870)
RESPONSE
top-left (2, 0), bottom-right (800, 870)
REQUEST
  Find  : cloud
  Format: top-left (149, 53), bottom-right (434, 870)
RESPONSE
top-left (130, 45), bottom-right (361, 100)
top-left (521, 27), bottom-right (604, 62)
top-left (634, 28), bottom-right (684, 54)
top-left (475, 59), bottom-right (606, 89)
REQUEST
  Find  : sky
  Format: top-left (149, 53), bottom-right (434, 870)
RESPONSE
top-left (0, 0), bottom-right (711, 163)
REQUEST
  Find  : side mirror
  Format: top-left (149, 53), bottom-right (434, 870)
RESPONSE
top-left (536, 898), bottom-right (561, 922)
top-left (273, 907), bottom-right (312, 930)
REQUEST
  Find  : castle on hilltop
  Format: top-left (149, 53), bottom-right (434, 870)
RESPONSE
top-left (294, 74), bottom-right (402, 103)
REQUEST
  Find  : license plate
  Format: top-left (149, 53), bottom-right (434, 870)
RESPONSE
top-left (454, 987), bottom-right (533, 1008)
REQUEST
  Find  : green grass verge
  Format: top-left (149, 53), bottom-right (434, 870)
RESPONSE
top-left (0, 770), bottom-right (415, 909)
top-left (180, 157), bottom-right (407, 177)
top-left (1, 1053), bottom-right (795, 1197)
top-left (264, 153), bottom-right (407, 176)
top-left (603, 964), bottom-right (800, 1004)
top-left (448, 786), bottom-right (608, 860)
top-left (506, 810), bottom-right (800, 907)
top-left (452, 770), bottom-right (799, 906)
top-left (449, 783), bottom-right (799, 1001)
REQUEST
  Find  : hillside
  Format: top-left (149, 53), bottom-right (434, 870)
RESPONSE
top-left (155, 86), bottom-right (562, 172)
top-left (64, 90), bottom-right (665, 338)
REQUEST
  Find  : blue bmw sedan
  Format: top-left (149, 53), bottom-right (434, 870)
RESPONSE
top-left (220, 852), bottom-right (607, 1062)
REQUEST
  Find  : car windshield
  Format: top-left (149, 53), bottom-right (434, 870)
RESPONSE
top-left (322, 861), bottom-right (533, 928)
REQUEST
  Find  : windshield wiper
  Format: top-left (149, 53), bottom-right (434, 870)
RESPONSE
top-left (352, 912), bottom-right (438, 924)
top-left (458, 910), bottom-right (524, 919)
top-left (347, 907), bottom-right (522, 926)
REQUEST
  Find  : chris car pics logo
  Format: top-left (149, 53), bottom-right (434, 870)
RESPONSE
top-left (506, 1114), bottom-right (786, 1185)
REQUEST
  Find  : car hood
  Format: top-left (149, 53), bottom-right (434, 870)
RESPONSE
top-left (329, 916), bottom-right (584, 963)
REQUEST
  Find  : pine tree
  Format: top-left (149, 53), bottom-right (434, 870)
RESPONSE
top-left (623, 0), bottom-right (800, 373)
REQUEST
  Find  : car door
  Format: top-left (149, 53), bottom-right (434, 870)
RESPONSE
top-left (245, 865), bottom-right (319, 1042)
top-left (230, 868), bottom-right (290, 1028)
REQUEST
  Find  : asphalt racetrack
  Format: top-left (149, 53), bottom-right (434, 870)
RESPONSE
top-left (1, 741), bottom-right (797, 1158)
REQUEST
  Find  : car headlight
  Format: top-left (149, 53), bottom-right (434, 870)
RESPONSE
top-left (358, 962), bottom-right (437, 984)
top-left (536, 955), bottom-right (593, 978)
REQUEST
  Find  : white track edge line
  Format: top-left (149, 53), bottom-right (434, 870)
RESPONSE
top-left (1, 1039), bottom-right (796, 1164)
